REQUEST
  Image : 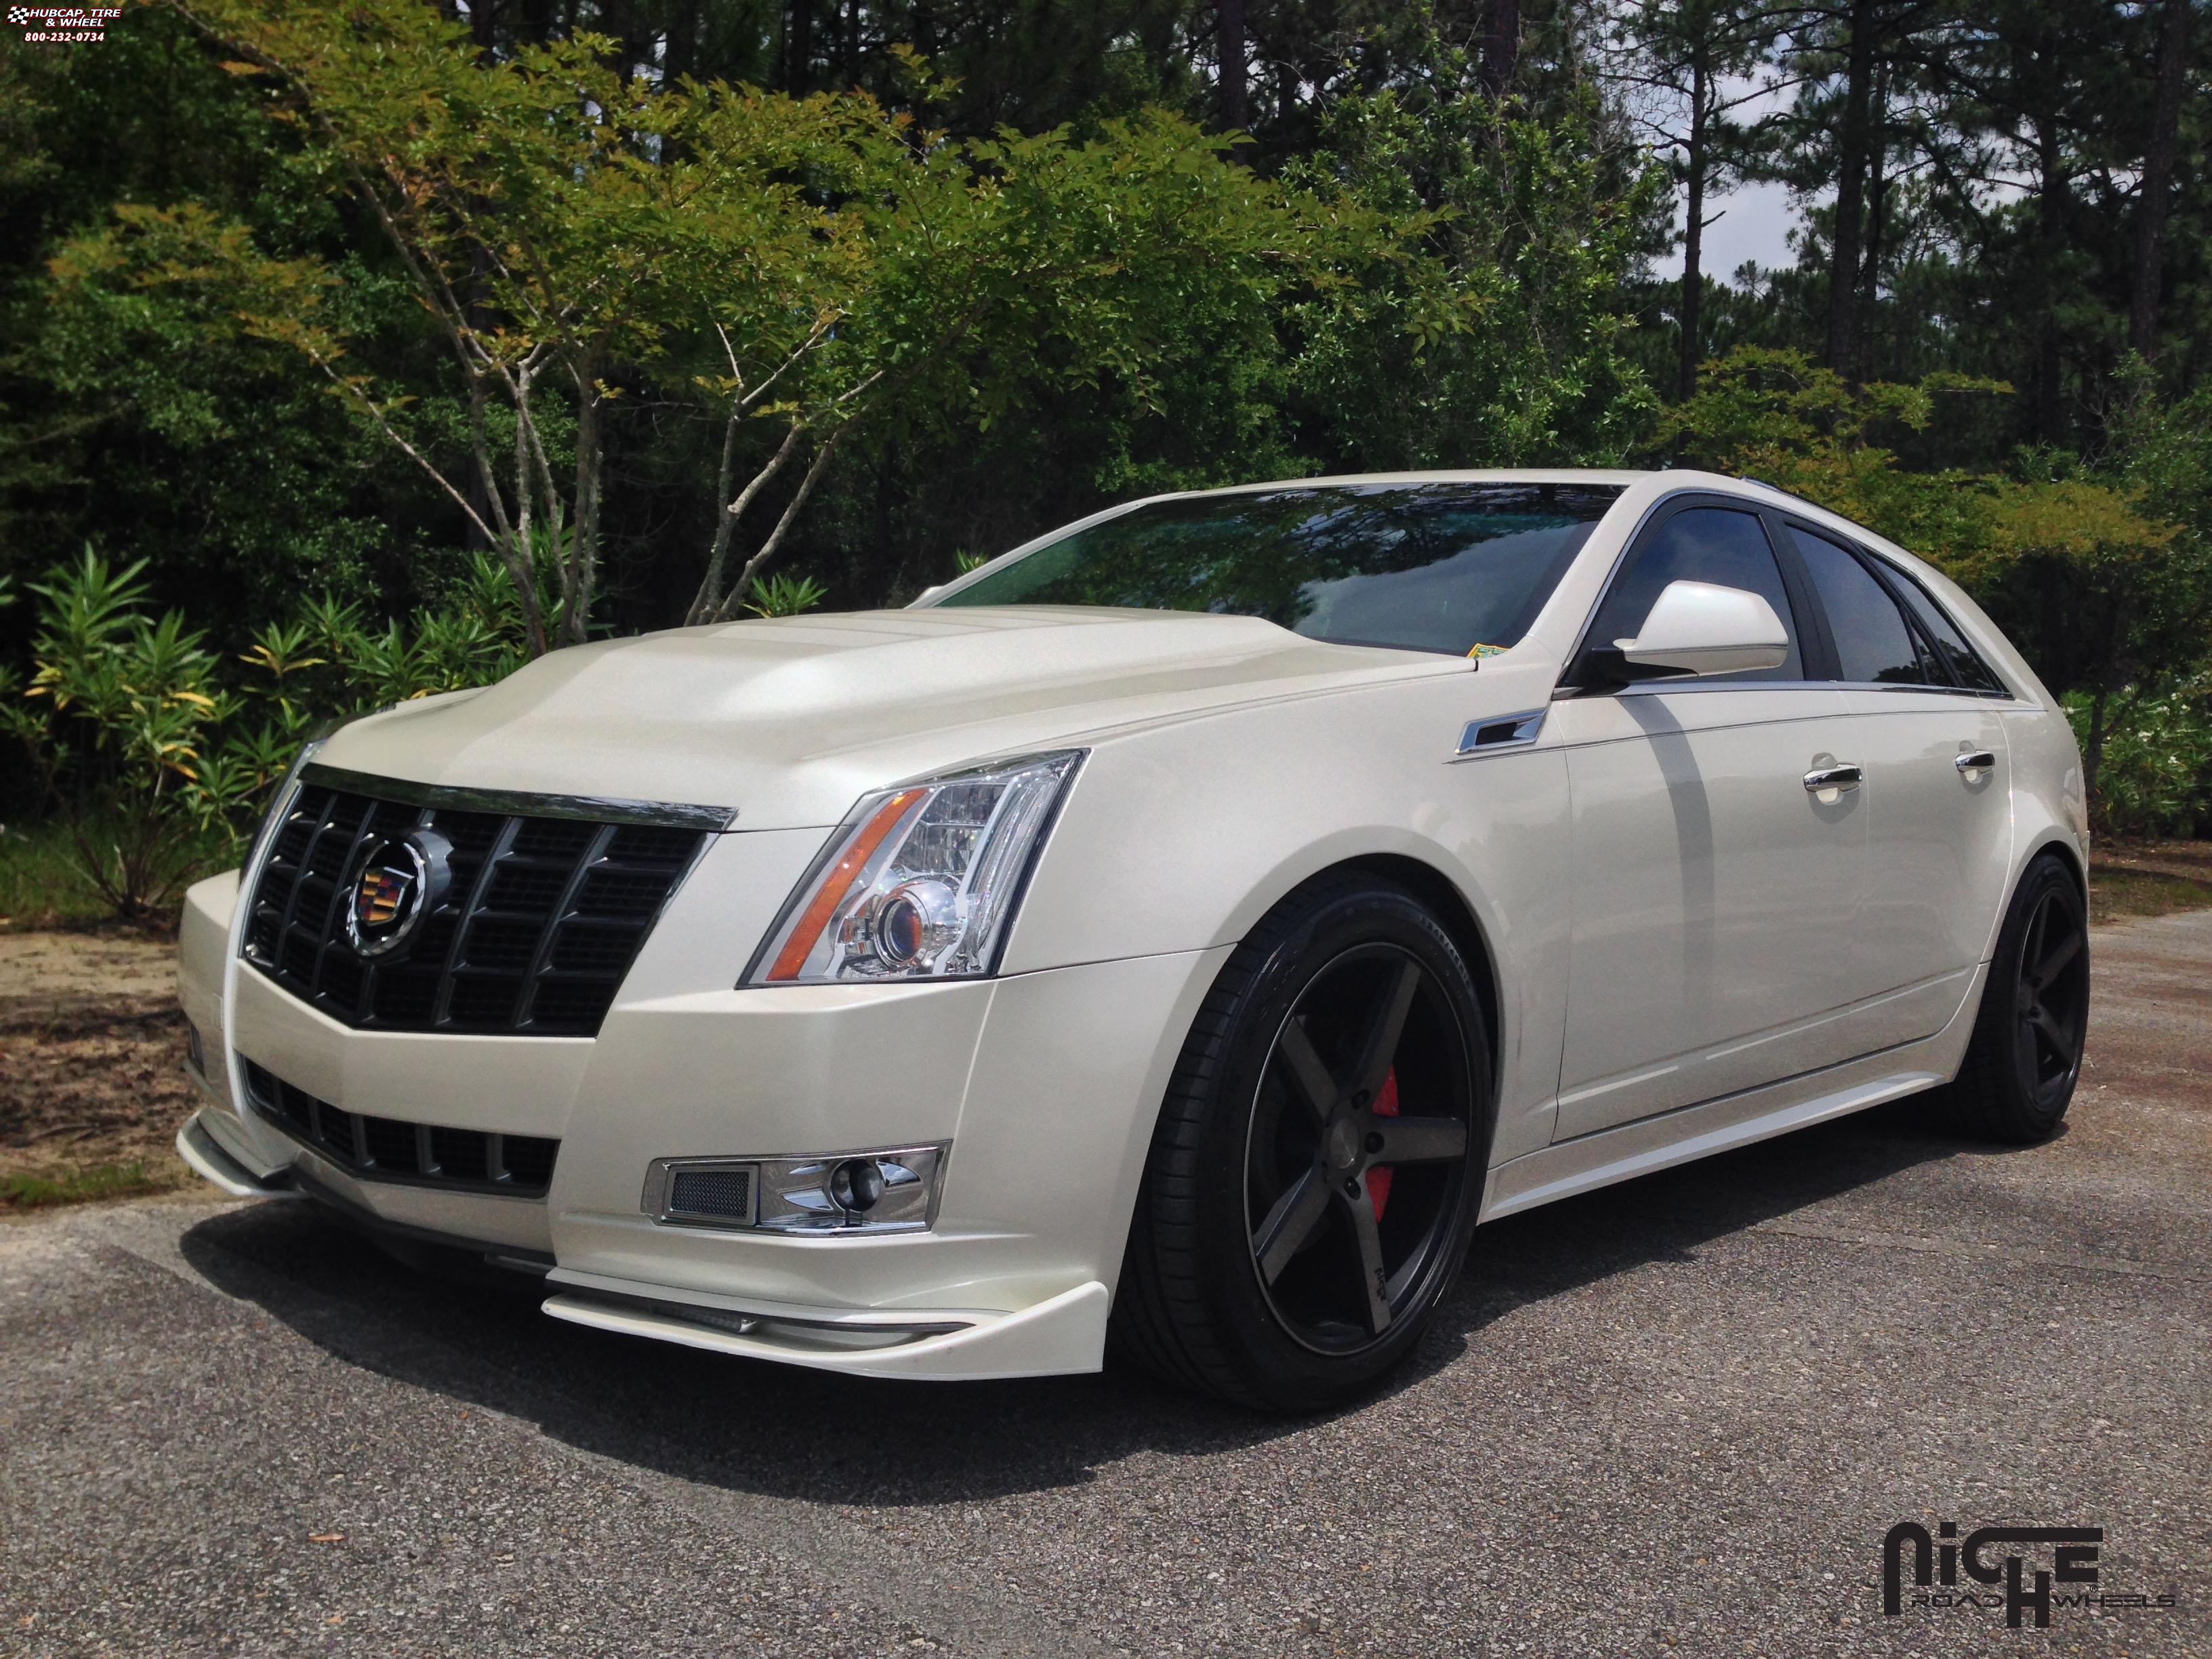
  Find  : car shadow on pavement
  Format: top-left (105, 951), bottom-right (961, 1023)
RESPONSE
top-left (1405, 1096), bottom-right (2058, 1382)
top-left (175, 1091), bottom-right (2031, 1507)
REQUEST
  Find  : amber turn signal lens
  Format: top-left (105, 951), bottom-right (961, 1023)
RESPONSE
top-left (764, 788), bottom-right (926, 981)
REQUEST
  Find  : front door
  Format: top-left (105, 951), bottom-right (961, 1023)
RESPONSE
top-left (1550, 501), bottom-right (1867, 1141)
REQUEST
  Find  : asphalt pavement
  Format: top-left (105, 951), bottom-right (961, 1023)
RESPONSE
top-left (5, 911), bottom-right (2209, 1658)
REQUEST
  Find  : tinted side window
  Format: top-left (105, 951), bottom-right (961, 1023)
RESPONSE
top-left (1588, 507), bottom-right (1802, 682)
top-left (1791, 527), bottom-right (1930, 685)
top-left (1885, 567), bottom-right (2007, 693)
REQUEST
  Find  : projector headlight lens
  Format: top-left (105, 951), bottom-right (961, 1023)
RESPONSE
top-left (748, 750), bottom-right (1084, 985)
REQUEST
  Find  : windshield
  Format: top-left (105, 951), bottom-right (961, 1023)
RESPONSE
top-left (933, 482), bottom-right (1623, 656)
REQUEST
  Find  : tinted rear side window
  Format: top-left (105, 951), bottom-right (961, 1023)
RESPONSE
top-left (937, 483), bottom-right (1622, 657)
top-left (1884, 566), bottom-right (2007, 693)
top-left (1791, 527), bottom-right (1931, 685)
top-left (1586, 506), bottom-right (1803, 681)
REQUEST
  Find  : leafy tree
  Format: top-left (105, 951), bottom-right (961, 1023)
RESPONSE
top-left (71, 2), bottom-right (1398, 647)
top-left (1284, 50), bottom-right (1667, 469)
top-left (681, 96), bottom-right (1381, 623)
top-left (1601, 0), bottom-right (1797, 398)
top-left (1668, 346), bottom-right (2205, 804)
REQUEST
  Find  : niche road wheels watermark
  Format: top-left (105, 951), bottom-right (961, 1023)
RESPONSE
top-left (1883, 1519), bottom-right (2179, 1629)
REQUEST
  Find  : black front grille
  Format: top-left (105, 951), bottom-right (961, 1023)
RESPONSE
top-left (243, 779), bottom-right (710, 1037)
top-left (243, 1061), bottom-right (559, 1197)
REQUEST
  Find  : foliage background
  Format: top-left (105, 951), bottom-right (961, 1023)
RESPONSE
top-left (1, 0), bottom-right (2209, 917)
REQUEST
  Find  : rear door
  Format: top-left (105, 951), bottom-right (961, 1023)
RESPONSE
top-left (1549, 498), bottom-right (1866, 1141)
top-left (1782, 521), bottom-right (2015, 1046)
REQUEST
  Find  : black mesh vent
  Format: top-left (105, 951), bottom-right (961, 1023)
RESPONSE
top-left (242, 781), bottom-right (710, 1037)
top-left (242, 1061), bottom-right (558, 1197)
top-left (669, 1167), bottom-right (754, 1221)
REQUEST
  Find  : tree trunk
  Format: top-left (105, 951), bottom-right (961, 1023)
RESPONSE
top-left (1825, 0), bottom-right (1877, 380)
top-left (1216, 0), bottom-right (1248, 129)
top-left (1858, 73), bottom-right (1889, 386)
top-left (2083, 682), bottom-right (2108, 817)
top-left (783, 0), bottom-right (813, 94)
top-left (663, 0), bottom-right (699, 84)
top-left (1679, 53), bottom-right (1709, 404)
top-left (1483, 0), bottom-right (1521, 94)
top-left (2034, 119), bottom-right (2066, 443)
top-left (564, 365), bottom-right (603, 649)
top-left (2129, 0), bottom-right (2190, 357)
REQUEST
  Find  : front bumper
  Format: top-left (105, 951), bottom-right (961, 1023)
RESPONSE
top-left (178, 833), bottom-right (1227, 1380)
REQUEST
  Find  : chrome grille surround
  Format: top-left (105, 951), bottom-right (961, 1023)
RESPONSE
top-left (240, 764), bottom-right (728, 1038)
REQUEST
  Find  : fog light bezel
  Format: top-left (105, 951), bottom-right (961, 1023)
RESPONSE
top-left (642, 1143), bottom-right (947, 1236)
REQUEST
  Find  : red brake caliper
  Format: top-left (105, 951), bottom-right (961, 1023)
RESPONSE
top-left (1368, 1067), bottom-right (1399, 1221)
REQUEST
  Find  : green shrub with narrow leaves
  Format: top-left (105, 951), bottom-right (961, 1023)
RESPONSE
top-left (0, 538), bottom-right (718, 919)
top-left (2066, 683), bottom-right (2212, 839)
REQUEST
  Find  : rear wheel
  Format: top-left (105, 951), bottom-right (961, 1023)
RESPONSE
top-left (1111, 874), bottom-right (1491, 1412)
top-left (1940, 854), bottom-right (2089, 1143)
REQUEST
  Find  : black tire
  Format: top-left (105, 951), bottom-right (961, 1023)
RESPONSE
top-left (1940, 854), bottom-right (2090, 1143)
top-left (1111, 872), bottom-right (1492, 1412)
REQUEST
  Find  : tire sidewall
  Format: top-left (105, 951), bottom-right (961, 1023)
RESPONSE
top-left (1189, 881), bottom-right (1492, 1406)
top-left (1993, 857), bottom-right (2089, 1135)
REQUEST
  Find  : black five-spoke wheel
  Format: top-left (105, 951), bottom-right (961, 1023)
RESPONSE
top-left (1945, 854), bottom-right (2089, 1143)
top-left (2013, 882), bottom-right (2089, 1112)
top-left (1113, 875), bottom-right (1490, 1410)
top-left (1247, 946), bottom-right (1473, 1352)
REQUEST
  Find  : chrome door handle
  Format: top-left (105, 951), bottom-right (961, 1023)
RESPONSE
top-left (1955, 750), bottom-right (1996, 773)
top-left (1803, 764), bottom-right (1862, 792)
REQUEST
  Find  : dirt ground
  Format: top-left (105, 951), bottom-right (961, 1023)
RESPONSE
top-left (4, 840), bottom-right (2208, 1210)
top-left (0, 930), bottom-right (194, 1204)
top-left (2089, 837), bottom-right (2212, 921)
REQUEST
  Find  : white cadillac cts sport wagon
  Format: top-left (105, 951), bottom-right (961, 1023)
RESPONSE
top-left (176, 470), bottom-right (2091, 1410)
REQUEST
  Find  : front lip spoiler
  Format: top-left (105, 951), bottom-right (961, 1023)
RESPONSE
top-left (176, 1109), bottom-right (554, 1279)
top-left (286, 1163), bottom-right (557, 1277)
top-left (541, 1278), bottom-right (1111, 1380)
top-left (177, 1110), bottom-right (300, 1200)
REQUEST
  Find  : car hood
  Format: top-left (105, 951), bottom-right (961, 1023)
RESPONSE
top-left (316, 607), bottom-right (1462, 830)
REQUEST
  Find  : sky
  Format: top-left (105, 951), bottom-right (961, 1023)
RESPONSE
top-left (1649, 176), bottom-right (1806, 282)
top-left (1636, 67), bottom-right (1812, 285)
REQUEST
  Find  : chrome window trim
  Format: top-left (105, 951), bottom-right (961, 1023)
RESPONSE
top-left (1613, 678), bottom-right (1841, 697)
top-left (1603, 678), bottom-right (2022, 701)
top-left (300, 762), bottom-right (735, 831)
top-left (1838, 680), bottom-right (2020, 701)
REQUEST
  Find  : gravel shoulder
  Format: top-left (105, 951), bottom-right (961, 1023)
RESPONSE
top-left (2, 911), bottom-right (2207, 1656)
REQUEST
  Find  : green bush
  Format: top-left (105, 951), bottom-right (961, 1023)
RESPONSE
top-left (0, 543), bottom-right (609, 920)
top-left (2066, 682), bottom-right (2212, 838)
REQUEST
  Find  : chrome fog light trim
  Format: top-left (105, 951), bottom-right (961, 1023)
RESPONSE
top-left (643, 1144), bottom-right (947, 1235)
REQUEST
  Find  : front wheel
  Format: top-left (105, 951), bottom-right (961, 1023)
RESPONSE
top-left (1111, 874), bottom-right (1492, 1412)
top-left (1940, 854), bottom-right (2090, 1143)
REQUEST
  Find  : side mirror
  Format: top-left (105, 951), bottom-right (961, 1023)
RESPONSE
top-left (1616, 580), bottom-right (1789, 678)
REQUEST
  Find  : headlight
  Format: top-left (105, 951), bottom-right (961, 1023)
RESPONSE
top-left (746, 750), bottom-right (1084, 984)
